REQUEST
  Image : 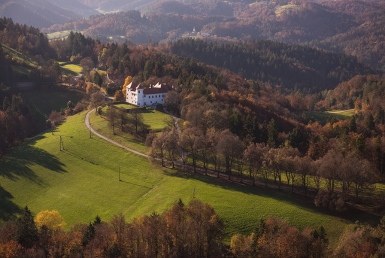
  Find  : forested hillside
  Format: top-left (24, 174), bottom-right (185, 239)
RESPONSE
top-left (0, 18), bottom-right (75, 157)
top-left (3, 5), bottom-right (385, 257)
top-left (169, 38), bottom-right (375, 92)
top-left (40, 0), bottom-right (385, 71)
top-left (317, 74), bottom-right (385, 121)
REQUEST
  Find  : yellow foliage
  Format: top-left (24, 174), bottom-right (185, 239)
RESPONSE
top-left (114, 90), bottom-right (125, 102)
top-left (34, 210), bottom-right (66, 231)
top-left (122, 76), bottom-right (133, 94)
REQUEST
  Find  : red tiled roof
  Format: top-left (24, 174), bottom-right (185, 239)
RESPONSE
top-left (143, 88), bottom-right (168, 94)
top-left (127, 82), bottom-right (139, 90)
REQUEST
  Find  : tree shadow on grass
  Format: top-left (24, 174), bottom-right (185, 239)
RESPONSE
top-left (0, 186), bottom-right (22, 221)
top-left (0, 135), bottom-right (67, 185)
top-left (161, 168), bottom-right (380, 225)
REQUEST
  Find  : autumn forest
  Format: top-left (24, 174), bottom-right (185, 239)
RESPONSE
top-left (1, 0), bottom-right (385, 256)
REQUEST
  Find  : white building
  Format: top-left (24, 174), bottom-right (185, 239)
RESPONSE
top-left (126, 82), bottom-right (170, 107)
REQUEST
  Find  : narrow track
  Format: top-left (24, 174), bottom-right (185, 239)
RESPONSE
top-left (85, 109), bottom-right (147, 158)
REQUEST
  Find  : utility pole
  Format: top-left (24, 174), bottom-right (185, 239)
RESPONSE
top-left (119, 164), bottom-right (121, 181)
top-left (59, 135), bottom-right (63, 151)
top-left (89, 122), bottom-right (92, 138)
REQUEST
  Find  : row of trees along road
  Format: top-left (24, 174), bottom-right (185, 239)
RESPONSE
top-left (104, 104), bottom-right (150, 137)
top-left (149, 124), bottom-right (381, 211)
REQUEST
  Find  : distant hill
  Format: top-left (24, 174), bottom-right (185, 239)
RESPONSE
top-left (0, 0), bottom-right (84, 28)
top-left (39, 0), bottom-right (385, 71)
top-left (42, 10), bottom-right (225, 44)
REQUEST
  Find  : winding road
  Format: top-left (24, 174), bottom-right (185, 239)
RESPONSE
top-left (85, 109), bottom-right (279, 189)
top-left (85, 109), bottom-right (147, 158)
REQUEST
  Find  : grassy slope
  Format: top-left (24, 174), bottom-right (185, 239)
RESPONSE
top-left (23, 90), bottom-right (84, 125)
top-left (89, 106), bottom-right (172, 153)
top-left (1, 44), bottom-right (36, 76)
top-left (46, 31), bottom-right (81, 40)
top-left (141, 108), bottom-right (173, 132)
top-left (303, 109), bottom-right (355, 124)
top-left (0, 111), bottom-right (357, 245)
top-left (59, 62), bottom-right (82, 75)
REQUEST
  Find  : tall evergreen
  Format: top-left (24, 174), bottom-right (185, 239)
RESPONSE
top-left (365, 114), bottom-right (375, 131)
top-left (375, 106), bottom-right (385, 125)
top-left (288, 126), bottom-right (309, 154)
top-left (348, 115), bottom-right (357, 132)
top-left (16, 206), bottom-right (38, 249)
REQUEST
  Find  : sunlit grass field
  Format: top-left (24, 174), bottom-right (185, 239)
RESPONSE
top-left (46, 30), bottom-right (80, 40)
top-left (302, 109), bottom-right (355, 124)
top-left (59, 62), bottom-right (82, 74)
top-left (0, 111), bottom-right (356, 245)
top-left (89, 106), bottom-right (173, 153)
top-left (275, 4), bottom-right (300, 17)
top-left (2, 44), bottom-right (36, 76)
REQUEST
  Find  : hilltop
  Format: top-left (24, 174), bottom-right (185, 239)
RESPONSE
top-left (0, 0), bottom-right (83, 28)
top-left (36, 0), bottom-right (385, 70)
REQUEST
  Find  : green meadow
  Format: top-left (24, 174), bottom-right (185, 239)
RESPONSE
top-left (22, 89), bottom-right (84, 125)
top-left (89, 105), bottom-right (172, 153)
top-left (59, 62), bottom-right (82, 75)
top-left (1, 44), bottom-right (36, 76)
top-left (141, 109), bottom-right (173, 131)
top-left (0, 111), bottom-right (366, 245)
top-left (46, 30), bottom-right (80, 40)
top-left (275, 4), bottom-right (300, 17)
top-left (302, 109), bottom-right (355, 125)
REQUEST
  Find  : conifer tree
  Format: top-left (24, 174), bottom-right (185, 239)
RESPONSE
top-left (348, 115), bottom-right (357, 132)
top-left (16, 206), bottom-right (38, 249)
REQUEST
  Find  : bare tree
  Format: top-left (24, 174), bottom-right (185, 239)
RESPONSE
top-left (216, 130), bottom-right (243, 180)
top-left (294, 156), bottom-right (314, 196)
top-left (107, 105), bottom-right (117, 134)
top-left (89, 92), bottom-right (105, 109)
top-left (164, 127), bottom-right (180, 168)
top-left (165, 91), bottom-right (179, 115)
top-left (128, 109), bottom-right (144, 134)
top-left (206, 128), bottom-right (221, 175)
top-left (279, 147), bottom-right (301, 192)
top-left (179, 127), bottom-right (202, 173)
top-left (117, 109), bottom-right (128, 132)
top-left (198, 133), bottom-right (212, 174)
top-left (263, 148), bottom-right (282, 189)
top-left (348, 154), bottom-right (377, 202)
top-left (150, 132), bottom-right (167, 166)
top-left (315, 149), bottom-right (342, 194)
top-left (243, 143), bottom-right (268, 185)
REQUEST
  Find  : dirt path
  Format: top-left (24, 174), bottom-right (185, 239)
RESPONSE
top-left (85, 109), bottom-right (147, 158)
top-left (85, 109), bottom-right (306, 195)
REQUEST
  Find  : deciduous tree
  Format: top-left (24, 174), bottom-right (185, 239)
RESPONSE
top-left (34, 210), bottom-right (66, 231)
